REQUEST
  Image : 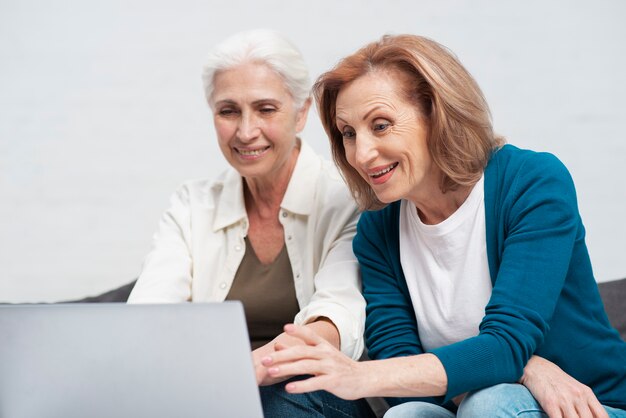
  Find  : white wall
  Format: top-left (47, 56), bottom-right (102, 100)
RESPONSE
top-left (1, 0), bottom-right (624, 302)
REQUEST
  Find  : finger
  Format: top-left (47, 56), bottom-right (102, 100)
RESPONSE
top-left (573, 402), bottom-right (593, 418)
top-left (283, 323), bottom-right (325, 346)
top-left (262, 344), bottom-right (325, 366)
top-left (274, 341), bottom-right (288, 351)
top-left (587, 396), bottom-right (609, 418)
top-left (267, 358), bottom-right (323, 379)
top-left (543, 406), bottom-right (563, 418)
top-left (573, 386), bottom-right (606, 418)
top-left (559, 398), bottom-right (578, 418)
top-left (540, 398), bottom-right (562, 418)
top-left (591, 405), bottom-right (609, 418)
top-left (284, 374), bottom-right (329, 394)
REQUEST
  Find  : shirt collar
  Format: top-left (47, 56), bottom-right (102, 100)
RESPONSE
top-left (211, 168), bottom-right (247, 232)
top-left (280, 139), bottom-right (320, 216)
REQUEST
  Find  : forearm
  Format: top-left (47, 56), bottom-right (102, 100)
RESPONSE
top-left (357, 353), bottom-right (448, 399)
top-left (303, 317), bottom-right (340, 349)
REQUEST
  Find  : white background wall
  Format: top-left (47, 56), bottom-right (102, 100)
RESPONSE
top-left (1, 0), bottom-right (624, 302)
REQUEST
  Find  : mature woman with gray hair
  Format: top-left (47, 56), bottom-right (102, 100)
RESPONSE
top-left (128, 29), bottom-right (373, 417)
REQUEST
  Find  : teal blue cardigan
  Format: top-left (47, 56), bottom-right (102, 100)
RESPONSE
top-left (354, 144), bottom-right (626, 409)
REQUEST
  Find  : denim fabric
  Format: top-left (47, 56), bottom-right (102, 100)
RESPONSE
top-left (259, 376), bottom-right (375, 418)
top-left (384, 383), bottom-right (626, 418)
top-left (384, 401), bottom-right (455, 418)
top-left (607, 406), bottom-right (626, 418)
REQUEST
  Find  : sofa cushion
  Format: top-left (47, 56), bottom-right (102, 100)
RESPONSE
top-left (68, 280), bottom-right (137, 303)
top-left (598, 277), bottom-right (626, 341)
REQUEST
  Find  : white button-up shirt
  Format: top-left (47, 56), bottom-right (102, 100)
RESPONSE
top-left (128, 140), bottom-right (365, 359)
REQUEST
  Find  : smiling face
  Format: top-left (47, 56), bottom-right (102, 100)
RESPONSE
top-left (211, 62), bottom-right (309, 182)
top-left (336, 69), bottom-right (439, 204)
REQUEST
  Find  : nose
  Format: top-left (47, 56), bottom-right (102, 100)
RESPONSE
top-left (354, 132), bottom-right (378, 168)
top-left (237, 112), bottom-right (260, 142)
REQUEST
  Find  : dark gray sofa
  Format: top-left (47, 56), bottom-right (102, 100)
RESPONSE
top-left (73, 277), bottom-right (626, 341)
top-left (598, 278), bottom-right (626, 341)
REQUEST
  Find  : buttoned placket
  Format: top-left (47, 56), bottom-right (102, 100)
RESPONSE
top-left (216, 219), bottom-right (247, 299)
top-left (280, 209), bottom-right (305, 308)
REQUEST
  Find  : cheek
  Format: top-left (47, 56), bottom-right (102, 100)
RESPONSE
top-left (343, 143), bottom-right (362, 174)
top-left (343, 142), bottom-right (355, 165)
top-left (213, 119), bottom-right (235, 143)
top-left (264, 119), bottom-right (296, 145)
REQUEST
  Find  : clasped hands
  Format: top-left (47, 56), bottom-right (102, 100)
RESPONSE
top-left (253, 323), bottom-right (366, 400)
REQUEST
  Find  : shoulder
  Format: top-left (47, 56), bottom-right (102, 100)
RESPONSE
top-left (169, 167), bottom-right (238, 208)
top-left (485, 144), bottom-right (580, 232)
top-left (488, 144), bottom-right (572, 182)
top-left (486, 144), bottom-right (576, 199)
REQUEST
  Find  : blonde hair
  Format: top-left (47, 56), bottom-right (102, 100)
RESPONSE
top-left (314, 34), bottom-right (504, 210)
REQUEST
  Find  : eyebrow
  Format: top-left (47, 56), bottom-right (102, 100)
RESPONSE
top-left (253, 99), bottom-right (281, 107)
top-left (214, 98), bottom-right (282, 107)
top-left (213, 99), bottom-right (236, 107)
top-left (363, 105), bottom-right (384, 121)
top-left (336, 105), bottom-right (385, 125)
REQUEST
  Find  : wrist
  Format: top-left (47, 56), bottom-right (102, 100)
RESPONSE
top-left (305, 317), bottom-right (340, 349)
top-left (354, 359), bottom-right (381, 398)
top-left (520, 356), bottom-right (541, 385)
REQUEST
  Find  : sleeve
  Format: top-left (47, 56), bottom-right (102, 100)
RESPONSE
top-left (354, 207), bottom-right (423, 360)
top-left (431, 152), bottom-right (581, 402)
top-left (294, 183), bottom-right (366, 360)
top-left (127, 185), bottom-right (193, 303)
top-left (355, 206), bottom-right (454, 408)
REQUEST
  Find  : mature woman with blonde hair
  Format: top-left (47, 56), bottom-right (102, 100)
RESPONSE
top-left (261, 34), bottom-right (626, 417)
top-left (128, 29), bottom-right (373, 417)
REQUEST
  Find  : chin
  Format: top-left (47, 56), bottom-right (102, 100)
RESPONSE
top-left (373, 192), bottom-right (400, 204)
top-left (237, 167), bottom-right (269, 180)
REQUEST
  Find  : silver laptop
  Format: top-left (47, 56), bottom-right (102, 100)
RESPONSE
top-left (0, 302), bottom-right (264, 418)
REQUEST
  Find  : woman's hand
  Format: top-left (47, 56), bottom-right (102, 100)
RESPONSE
top-left (261, 324), bottom-right (368, 400)
top-left (253, 318), bottom-right (341, 386)
top-left (520, 355), bottom-right (608, 418)
top-left (252, 332), bottom-right (305, 386)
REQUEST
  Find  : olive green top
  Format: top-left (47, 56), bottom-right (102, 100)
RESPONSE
top-left (226, 237), bottom-right (299, 349)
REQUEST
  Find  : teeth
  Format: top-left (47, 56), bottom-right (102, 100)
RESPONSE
top-left (371, 163), bottom-right (398, 178)
top-left (238, 147), bottom-right (268, 156)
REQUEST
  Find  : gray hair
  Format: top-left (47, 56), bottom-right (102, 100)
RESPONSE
top-left (202, 29), bottom-right (311, 109)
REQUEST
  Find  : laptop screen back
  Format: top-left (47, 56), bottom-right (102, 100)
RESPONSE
top-left (0, 302), bottom-right (263, 418)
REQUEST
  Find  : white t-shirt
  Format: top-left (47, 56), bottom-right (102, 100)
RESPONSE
top-left (399, 175), bottom-right (492, 352)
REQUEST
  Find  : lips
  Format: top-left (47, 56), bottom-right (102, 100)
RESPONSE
top-left (235, 146), bottom-right (270, 158)
top-left (369, 162), bottom-right (398, 179)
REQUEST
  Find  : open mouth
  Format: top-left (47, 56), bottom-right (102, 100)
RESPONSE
top-left (370, 162), bottom-right (399, 179)
top-left (235, 146), bottom-right (270, 157)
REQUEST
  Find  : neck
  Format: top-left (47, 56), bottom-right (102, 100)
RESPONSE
top-left (415, 187), bottom-right (472, 225)
top-left (408, 173), bottom-right (475, 225)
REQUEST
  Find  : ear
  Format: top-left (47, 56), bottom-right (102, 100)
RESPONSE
top-left (295, 97), bottom-right (312, 133)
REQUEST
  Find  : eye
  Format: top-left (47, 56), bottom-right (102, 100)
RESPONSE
top-left (340, 126), bottom-right (356, 140)
top-left (218, 107), bottom-right (238, 117)
top-left (259, 106), bottom-right (277, 115)
top-left (373, 119), bottom-right (391, 132)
